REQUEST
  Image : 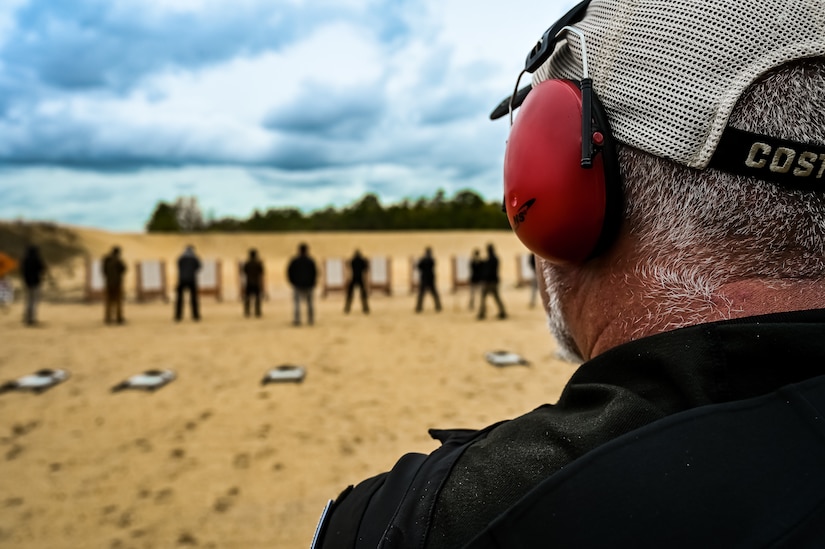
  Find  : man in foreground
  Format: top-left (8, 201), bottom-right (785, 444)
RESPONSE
top-left (312, 1), bottom-right (825, 547)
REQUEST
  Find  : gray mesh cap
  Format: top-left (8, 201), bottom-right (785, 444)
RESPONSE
top-left (533, 0), bottom-right (825, 169)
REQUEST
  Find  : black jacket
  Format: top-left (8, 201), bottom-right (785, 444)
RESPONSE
top-left (243, 259), bottom-right (264, 289)
top-left (314, 309), bottom-right (825, 548)
top-left (103, 254), bottom-right (126, 288)
top-left (480, 253), bottom-right (499, 284)
top-left (177, 254), bottom-right (201, 285)
top-left (350, 255), bottom-right (369, 283)
top-left (467, 372), bottom-right (825, 548)
top-left (21, 248), bottom-right (46, 288)
top-left (470, 257), bottom-right (484, 284)
top-left (417, 256), bottom-right (436, 285)
top-left (288, 255), bottom-right (317, 289)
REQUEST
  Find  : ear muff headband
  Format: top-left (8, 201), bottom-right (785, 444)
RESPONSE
top-left (503, 79), bottom-right (621, 264)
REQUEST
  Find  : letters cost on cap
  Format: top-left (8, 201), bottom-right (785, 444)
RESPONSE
top-left (745, 142), bottom-right (825, 178)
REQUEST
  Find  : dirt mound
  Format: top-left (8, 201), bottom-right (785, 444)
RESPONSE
top-left (0, 221), bottom-right (88, 300)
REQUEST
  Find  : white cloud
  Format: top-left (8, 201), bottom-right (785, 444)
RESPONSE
top-left (0, 0), bottom-right (577, 230)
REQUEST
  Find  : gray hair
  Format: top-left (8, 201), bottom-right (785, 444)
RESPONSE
top-left (619, 58), bottom-right (825, 332)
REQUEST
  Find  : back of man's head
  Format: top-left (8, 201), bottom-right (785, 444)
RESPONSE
top-left (509, 0), bottom-right (825, 358)
top-left (619, 60), bottom-right (825, 326)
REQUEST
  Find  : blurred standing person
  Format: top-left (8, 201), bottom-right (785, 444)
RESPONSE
top-left (344, 249), bottom-right (370, 314)
top-left (415, 247), bottom-right (441, 313)
top-left (21, 245), bottom-right (46, 326)
top-left (242, 248), bottom-right (264, 318)
top-left (468, 248), bottom-right (483, 310)
top-left (0, 276), bottom-right (11, 310)
top-left (287, 243), bottom-right (317, 326)
top-left (0, 252), bottom-right (17, 310)
top-left (528, 253), bottom-right (539, 308)
top-left (175, 245), bottom-right (201, 321)
top-left (477, 243), bottom-right (507, 320)
top-left (102, 246), bottom-right (127, 324)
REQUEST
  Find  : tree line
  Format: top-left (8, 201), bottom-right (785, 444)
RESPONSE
top-left (145, 189), bottom-right (511, 232)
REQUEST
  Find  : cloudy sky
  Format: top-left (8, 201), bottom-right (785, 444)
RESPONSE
top-left (0, 0), bottom-right (577, 231)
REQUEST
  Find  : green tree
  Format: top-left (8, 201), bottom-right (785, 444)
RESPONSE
top-left (174, 196), bottom-right (204, 232)
top-left (343, 193), bottom-right (387, 230)
top-left (145, 202), bottom-right (181, 232)
top-left (262, 208), bottom-right (305, 231)
top-left (147, 189), bottom-right (512, 233)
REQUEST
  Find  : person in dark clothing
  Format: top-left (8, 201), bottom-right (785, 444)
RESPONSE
top-left (476, 243), bottom-right (506, 320)
top-left (528, 253), bottom-right (538, 308)
top-left (102, 246), bottom-right (127, 324)
top-left (174, 245), bottom-right (201, 321)
top-left (344, 250), bottom-right (369, 314)
top-left (242, 248), bottom-right (264, 318)
top-left (311, 2), bottom-right (825, 548)
top-left (415, 247), bottom-right (441, 313)
top-left (287, 243), bottom-right (317, 325)
top-left (20, 245), bottom-right (46, 325)
top-left (468, 249), bottom-right (483, 310)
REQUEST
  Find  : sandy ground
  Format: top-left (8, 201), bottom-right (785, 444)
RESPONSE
top-left (0, 229), bottom-right (576, 549)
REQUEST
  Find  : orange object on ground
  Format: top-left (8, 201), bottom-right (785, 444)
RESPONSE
top-left (0, 252), bottom-right (18, 278)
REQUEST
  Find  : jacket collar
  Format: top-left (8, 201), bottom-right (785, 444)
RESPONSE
top-left (565, 308), bottom-right (825, 412)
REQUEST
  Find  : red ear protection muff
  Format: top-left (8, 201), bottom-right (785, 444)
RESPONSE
top-left (493, 0), bottom-right (622, 264)
top-left (503, 78), bottom-right (621, 264)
